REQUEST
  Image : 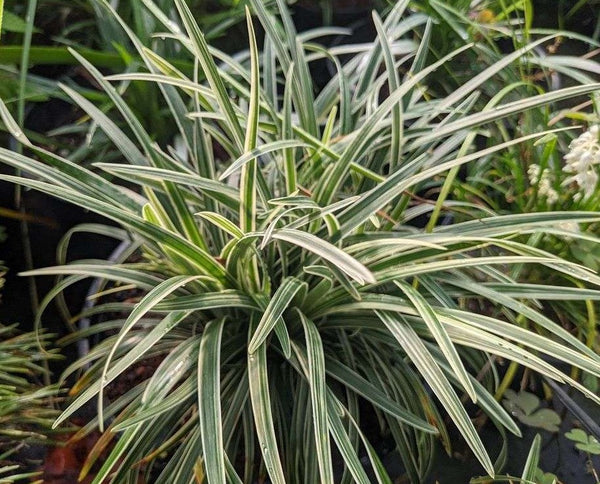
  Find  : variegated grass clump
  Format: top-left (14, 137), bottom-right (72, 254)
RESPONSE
top-left (2, 0), bottom-right (600, 482)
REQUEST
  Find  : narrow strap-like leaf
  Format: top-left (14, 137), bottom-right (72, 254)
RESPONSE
top-left (240, 7), bottom-right (260, 233)
top-left (283, 63), bottom-right (297, 194)
top-left (98, 275), bottom-right (199, 430)
top-left (339, 129), bottom-right (570, 234)
top-left (325, 394), bottom-right (372, 484)
top-left (174, 0), bottom-right (245, 152)
top-left (325, 358), bottom-right (437, 433)
top-left (198, 318), bottom-right (226, 484)
top-left (373, 12), bottom-right (403, 170)
top-left (54, 310), bottom-right (191, 428)
top-left (248, 277), bottom-right (305, 354)
top-left (154, 290), bottom-right (257, 311)
top-left (1, 175), bottom-right (229, 282)
top-left (96, 163), bottom-right (240, 210)
top-left (413, 82), bottom-right (600, 146)
top-left (327, 392), bottom-right (393, 484)
top-left (395, 280), bottom-right (476, 402)
top-left (248, 319), bottom-right (286, 484)
top-left (296, 311), bottom-right (334, 484)
top-left (313, 43), bottom-right (474, 206)
top-left (197, 211), bottom-right (244, 239)
top-left (521, 434), bottom-right (541, 483)
top-left (376, 310), bottom-right (494, 476)
top-left (272, 228), bottom-right (375, 285)
top-left (219, 140), bottom-right (309, 181)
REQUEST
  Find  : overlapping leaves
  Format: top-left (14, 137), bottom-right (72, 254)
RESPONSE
top-left (1, 1), bottom-right (600, 482)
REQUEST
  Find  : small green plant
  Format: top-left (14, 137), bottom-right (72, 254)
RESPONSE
top-left (502, 390), bottom-right (561, 433)
top-left (2, 0), bottom-right (600, 482)
top-left (566, 428), bottom-right (600, 483)
top-left (566, 429), bottom-right (600, 455)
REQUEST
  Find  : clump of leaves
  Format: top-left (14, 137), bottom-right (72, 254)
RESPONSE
top-left (2, 0), bottom-right (600, 482)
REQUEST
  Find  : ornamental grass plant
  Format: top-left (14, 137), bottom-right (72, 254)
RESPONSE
top-left (2, 0), bottom-right (600, 482)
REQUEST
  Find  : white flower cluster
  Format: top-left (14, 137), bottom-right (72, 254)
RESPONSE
top-left (562, 125), bottom-right (600, 201)
top-left (527, 163), bottom-right (558, 204)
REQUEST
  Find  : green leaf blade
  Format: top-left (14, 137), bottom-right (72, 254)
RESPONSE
top-left (198, 318), bottom-right (227, 484)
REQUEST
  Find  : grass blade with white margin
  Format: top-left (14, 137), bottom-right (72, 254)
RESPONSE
top-left (325, 394), bottom-right (372, 484)
top-left (313, 43), bottom-right (474, 206)
top-left (395, 280), bottom-right (477, 402)
top-left (248, 318), bottom-right (286, 484)
top-left (413, 82), bottom-right (600, 147)
top-left (373, 11), bottom-right (402, 170)
top-left (96, 163), bottom-right (240, 210)
top-left (286, 345), bottom-right (371, 483)
top-left (197, 211), bottom-right (244, 239)
top-left (327, 392), bottom-right (393, 484)
top-left (339, 129), bottom-right (570, 233)
top-left (325, 358), bottom-right (437, 433)
top-left (296, 310), bottom-right (334, 484)
top-left (59, 82), bottom-right (148, 168)
top-left (21, 263), bottom-right (162, 289)
top-left (219, 140), bottom-right (309, 182)
top-left (154, 290), bottom-right (257, 312)
top-left (174, 0), bottom-right (244, 152)
top-left (521, 433), bottom-right (541, 483)
top-left (240, 7), bottom-right (260, 233)
top-left (98, 275), bottom-right (200, 430)
top-left (198, 318), bottom-right (227, 484)
top-left (54, 309), bottom-right (191, 427)
top-left (0, 175), bottom-right (228, 282)
top-left (376, 310), bottom-right (494, 476)
top-left (248, 277), bottom-right (305, 355)
top-left (271, 229), bottom-right (375, 285)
